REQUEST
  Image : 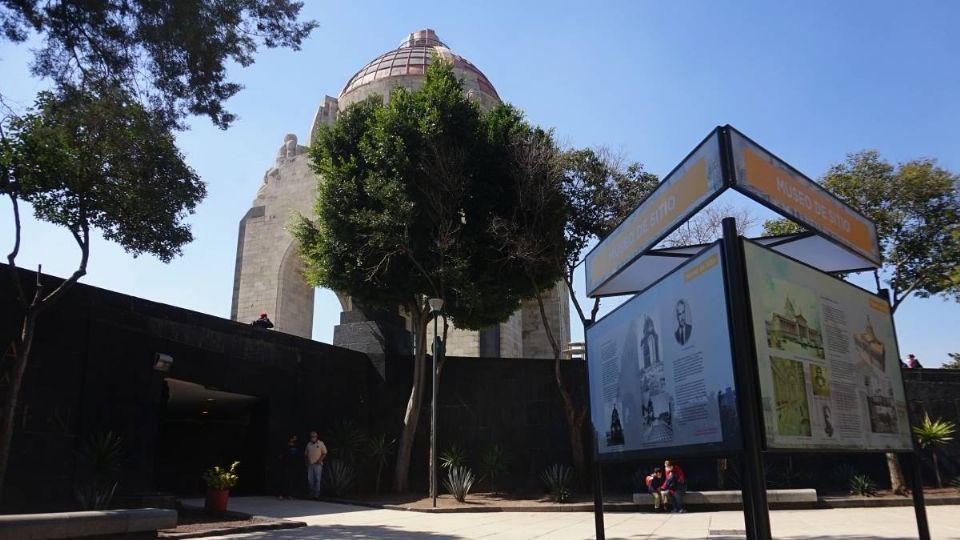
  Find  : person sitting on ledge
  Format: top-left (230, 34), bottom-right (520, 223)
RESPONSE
top-left (661, 459), bottom-right (687, 513)
top-left (252, 312), bottom-right (274, 329)
top-left (645, 467), bottom-right (666, 512)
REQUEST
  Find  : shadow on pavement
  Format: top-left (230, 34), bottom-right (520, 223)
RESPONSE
top-left (218, 523), bottom-right (462, 539)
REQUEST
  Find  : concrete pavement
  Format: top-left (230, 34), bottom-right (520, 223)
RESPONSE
top-left (182, 496), bottom-right (960, 539)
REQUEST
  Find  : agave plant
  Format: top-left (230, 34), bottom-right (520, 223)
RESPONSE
top-left (325, 459), bottom-right (357, 496)
top-left (327, 420), bottom-right (369, 463)
top-left (74, 431), bottom-right (124, 509)
top-left (913, 412), bottom-right (956, 488)
top-left (541, 464), bottom-right (573, 503)
top-left (479, 444), bottom-right (511, 494)
top-left (848, 474), bottom-right (877, 497)
top-left (440, 444), bottom-right (466, 471)
top-left (366, 433), bottom-right (396, 496)
top-left (950, 477), bottom-right (960, 493)
top-left (442, 466), bottom-right (475, 502)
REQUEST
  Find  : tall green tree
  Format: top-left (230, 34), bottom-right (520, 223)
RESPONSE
top-left (0, 84), bottom-right (206, 498)
top-left (0, 0), bottom-right (315, 500)
top-left (762, 150), bottom-right (960, 495)
top-left (294, 60), bottom-right (565, 492)
top-left (0, 0), bottom-right (317, 128)
top-left (492, 146), bottom-right (658, 476)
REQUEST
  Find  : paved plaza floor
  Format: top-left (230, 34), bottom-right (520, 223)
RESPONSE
top-left (182, 496), bottom-right (960, 539)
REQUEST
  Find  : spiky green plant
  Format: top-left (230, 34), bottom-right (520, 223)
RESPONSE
top-left (325, 459), bottom-right (357, 496)
top-left (913, 412), bottom-right (956, 488)
top-left (442, 466), bottom-right (475, 502)
top-left (479, 444), bottom-right (511, 494)
top-left (327, 420), bottom-right (368, 463)
top-left (366, 433), bottom-right (396, 496)
top-left (74, 431), bottom-right (124, 509)
top-left (949, 477), bottom-right (960, 493)
top-left (440, 444), bottom-right (466, 471)
top-left (848, 474), bottom-right (877, 497)
top-left (541, 464), bottom-right (573, 503)
top-left (202, 461), bottom-right (240, 490)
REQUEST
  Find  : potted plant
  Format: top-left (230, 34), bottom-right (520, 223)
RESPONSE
top-left (202, 461), bottom-right (239, 513)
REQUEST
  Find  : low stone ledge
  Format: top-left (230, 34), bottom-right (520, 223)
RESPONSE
top-left (0, 508), bottom-right (176, 540)
top-left (632, 489), bottom-right (818, 506)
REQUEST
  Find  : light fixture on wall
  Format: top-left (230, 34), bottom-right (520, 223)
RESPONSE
top-left (153, 353), bottom-right (174, 372)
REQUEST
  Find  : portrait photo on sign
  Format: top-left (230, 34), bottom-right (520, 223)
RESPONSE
top-left (674, 299), bottom-right (693, 346)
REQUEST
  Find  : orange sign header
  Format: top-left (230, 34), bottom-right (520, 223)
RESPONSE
top-left (730, 130), bottom-right (880, 265)
top-left (585, 131), bottom-right (724, 296)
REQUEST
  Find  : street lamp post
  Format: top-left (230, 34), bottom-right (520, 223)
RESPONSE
top-left (428, 297), bottom-right (444, 508)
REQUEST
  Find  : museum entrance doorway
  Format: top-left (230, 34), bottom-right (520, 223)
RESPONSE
top-left (156, 379), bottom-right (268, 495)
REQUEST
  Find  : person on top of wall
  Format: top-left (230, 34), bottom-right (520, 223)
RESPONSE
top-left (252, 312), bottom-right (274, 329)
top-left (645, 467), bottom-right (666, 512)
top-left (907, 354), bottom-right (923, 369)
top-left (661, 459), bottom-right (687, 513)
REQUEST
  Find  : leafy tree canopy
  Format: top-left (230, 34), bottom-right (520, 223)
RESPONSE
top-left (762, 150), bottom-right (960, 311)
top-left (294, 59), bottom-right (566, 330)
top-left (0, 0), bottom-right (317, 129)
top-left (2, 82), bottom-right (206, 263)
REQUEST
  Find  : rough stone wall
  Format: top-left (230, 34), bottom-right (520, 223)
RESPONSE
top-left (522, 282), bottom-right (571, 359)
top-left (499, 311), bottom-right (523, 358)
top-left (232, 137), bottom-right (317, 338)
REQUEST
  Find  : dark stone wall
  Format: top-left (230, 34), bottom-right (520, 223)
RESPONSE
top-left (3, 264), bottom-right (958, 511)
top-left (0, 265), bottom-right (376, 512)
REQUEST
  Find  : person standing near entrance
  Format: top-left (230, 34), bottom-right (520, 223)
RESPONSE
top-left (304, 431), bottom-right (328, 499)
top-left (278, 434), bottom-right (301, 499)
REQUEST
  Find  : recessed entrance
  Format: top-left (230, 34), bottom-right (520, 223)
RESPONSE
top-left (156, 379), bottom-right (267, 495)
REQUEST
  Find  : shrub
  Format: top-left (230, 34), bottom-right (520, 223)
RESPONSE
top-left (74, 431), bottom-right (124, 510)
top-left (203, 461), bottom-right (240, 491)
top-left (443, 466), bottom-right (475, 502)
top-left (325, 459), bottom-right (357, 496)
top-left (913, 412), bottom-right (957, 488)
top-left (950, 477), bottom-right (960, 493)
top-left (541, 464), bottom-right (573, 503)
top-left (366, 433), bottom-right (396, 496)
top-left (848, 474), bottom-right (877, 497)
top-left (440, 444), bottom-right (466, 471)
top-left (479, 444), bottom-right (511, 494)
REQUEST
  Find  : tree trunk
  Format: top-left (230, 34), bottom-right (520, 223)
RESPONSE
top-left (932, 451), bottom-right (942, 488)
top-left (886, 452), bottom-right (908, 495)
top-left (0, 312), bottom-right (37, 500)
top-left (530, 284), bottom-right (588, 477)
top-left (393, 306), bottom-right (428, 493)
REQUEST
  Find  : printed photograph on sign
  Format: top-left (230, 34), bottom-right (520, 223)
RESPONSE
top-left (587, 244), bottom-right (740, 459)
top-left (743, 240), bottom-right (912, 452)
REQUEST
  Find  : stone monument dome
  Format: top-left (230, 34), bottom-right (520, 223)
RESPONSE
top-left (233, 29), bottom-right (569, 364)
top-left (336, 29), bottom-right (500, 111)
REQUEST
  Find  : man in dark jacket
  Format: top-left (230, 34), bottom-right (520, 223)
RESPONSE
top-left (252, 312), bottom-right (274, 329)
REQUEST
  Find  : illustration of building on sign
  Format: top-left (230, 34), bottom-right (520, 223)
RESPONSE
top-left (853, 316), bottom-right (886, 371)
top-left (765, 296), bottom-right (824, 357)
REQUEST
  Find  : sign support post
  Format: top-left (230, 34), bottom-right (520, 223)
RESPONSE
top-left (907, 451), bottom-right (931, 540)
top-left (721, 217), bottom-right (772, 540)
top-left (592, 430), bottom-right (605, 540)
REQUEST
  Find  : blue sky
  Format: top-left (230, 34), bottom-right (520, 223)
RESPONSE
top-left (2, 1), bottom-right (958, 366)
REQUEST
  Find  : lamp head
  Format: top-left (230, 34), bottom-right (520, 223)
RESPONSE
top-left (428, 298), bottom-right (444, 313)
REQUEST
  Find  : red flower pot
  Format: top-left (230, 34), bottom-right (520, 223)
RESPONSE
top-left (205, 488), bottom-right (230, 514)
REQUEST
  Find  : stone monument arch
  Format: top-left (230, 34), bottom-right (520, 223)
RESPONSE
top-left (231, 29), bottom-right (569, 359)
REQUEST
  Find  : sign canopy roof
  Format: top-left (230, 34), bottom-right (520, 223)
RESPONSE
top-left (585, 125), bottom-right (880, 298)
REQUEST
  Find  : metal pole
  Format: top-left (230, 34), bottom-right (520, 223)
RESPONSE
top-left (907, 450), bottom-right (931, 540)
top-left (431, 313), bottom-right (439, 508)
top-left (720, 218), bottom-right (772, 540)
top-left (592, 430), bottom-right (605, 540)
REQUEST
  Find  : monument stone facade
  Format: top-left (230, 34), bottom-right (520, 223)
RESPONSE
top-left (231, 29), bottom-right (570, 359)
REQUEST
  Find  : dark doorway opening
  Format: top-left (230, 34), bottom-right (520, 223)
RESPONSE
top-left (156, 379), bottom-right (267, 495)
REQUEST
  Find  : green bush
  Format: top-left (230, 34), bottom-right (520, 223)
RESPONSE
top-left (848, 474), bottom-right (877, 497)
top-left (541, 464), bottom-right (573, 503)
top-left (950, 477), bottom-right (960, 493)
top-left (203, 461), bottom-right (240, 490)
top-left (443, 466), bottom-right (476, 503)
top-left (74, 431), bottom-right (124, 510)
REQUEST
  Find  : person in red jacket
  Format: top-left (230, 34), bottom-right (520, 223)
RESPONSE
top-left (661, 460), bottom-right (687, 513)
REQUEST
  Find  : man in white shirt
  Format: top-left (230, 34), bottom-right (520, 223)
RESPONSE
top-left (304, 431), bottom-right (328, 499)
